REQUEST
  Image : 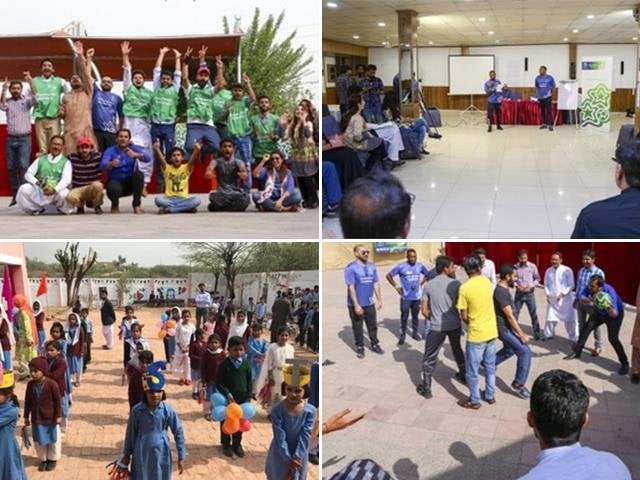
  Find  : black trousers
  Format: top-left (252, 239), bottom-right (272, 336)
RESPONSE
top-left (106, 171), bottom-right (144, 208)
top-left (83, 333), bottom-right (92, 368)
top-left (195, 307), bottom-right (209, 330)
top-left (539, 97), bottom-right (553, 126)
top-left (309, 322), bottom-right (319, 352)
top-left (348, 305), bottom-right (379, 348)
top-left (421, 327), bottom-right (465, 390)
top-left (487, 102), bottom-right (502, 126)
top-left (298, 176), bottom-right (318, 207)
top-left (400, 299), bottom-right (421, 335)
top-left (93, 130), bottom-right (117, 153)
top-left (574, 311), bottom-right (628, 365)
top-left (220, 422), bottom-right (242, 447)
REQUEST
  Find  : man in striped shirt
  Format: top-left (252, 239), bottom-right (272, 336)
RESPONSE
top-left (573, 249), bottom-right (605, 355)
top-left (66, 136), bottom-right (104, 214)
top-left (0, 74), bottom-right (37, 206)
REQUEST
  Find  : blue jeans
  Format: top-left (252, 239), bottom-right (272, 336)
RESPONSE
top-left (465, 339), bottom-right (496, 403)
top-left (5, 134), bottom-right (31, 197)
top-left (514, 291), bottom-right (540, 335)
top-left (154, 195), bottom-right (201, 213)
top-left (322, 161), bottom-right (342, 213)
top-left (411, 118), bottom-right (428, 147)
top-left (185, 123), bottom-right (221, 160)
top-left (400, 299), bottom-right (421, 335)
top-left (363, 105), bottom-right (383, 124)
top-left (496, 326), bottom-right (531, 387)
top-left (251, 189), bottom-right (302, 211)
top-left (151, 123), bottom-right (176, 190)
top-left (232, 135), bottom-right (253, 191)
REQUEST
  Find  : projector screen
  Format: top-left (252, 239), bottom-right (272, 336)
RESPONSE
top-left (448, 55), bottom-right (495, 95)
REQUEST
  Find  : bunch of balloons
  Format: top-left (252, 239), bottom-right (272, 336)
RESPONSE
top-left (156, 312), bottom-right (177, 339)
top-left (210, 392), bottom-right (256, 434)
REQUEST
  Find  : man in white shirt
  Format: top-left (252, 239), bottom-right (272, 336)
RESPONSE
top-left (519, 369), bottom-right (631, 480)
top-left (194, 283), bottom-right (212, 330)
top-left (476, 248), bottom-right (496, 286)
top-left (543, 252), bottom-right (577, 341)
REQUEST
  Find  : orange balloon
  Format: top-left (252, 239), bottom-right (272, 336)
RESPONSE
top-left (222, 417), bottom-right (240, 435)
top-left (226, 402), bottom-right (242, 420)
top-left (157, 330), bottom-right (167, 339)
top-left (166, 320), bottom-right (176, 329)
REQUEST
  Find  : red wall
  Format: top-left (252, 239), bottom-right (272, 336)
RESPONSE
top-left (444, 242), bottom-right (640, 305)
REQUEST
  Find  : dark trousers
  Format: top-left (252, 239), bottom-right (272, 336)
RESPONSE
top-left (298, 176), bottom-right (318, 207)
top-left (309, 322), bottom-right (319, 352)
top-left (247, 311), bottom-right (254, 323)
top-left (539, 97), bottom-right (553, 126)
top-left (400, 299), bottom-right (421, 336)
top-left (487, 102), bottom-right (502, 126)
top-left (514, 291), bottom-right (540, 335)
top-left (5, 134), bottom-right (31, 197)
top-left (106, 171), bottom-right (144, 208)
top-left (220, 423), bottom-right (242, 447)
top-left (195, 307), bottom-right (209, 330)
top-left (348, 305), bottom-right (379, 348)
top-left (576, 304), bottom-right (603, 348)
top-left (339, 103), bottom-right (348, 117)
top-left (151, 123), bottom-right (176, 191)
top-left (83, 333), bottom-right (92, 369)
top-left (421, 327), bottom-right (465, 390)
top-left (574, 312), bottom-right (628, 365)
top-left (94, 130), bottom-right (117, 153)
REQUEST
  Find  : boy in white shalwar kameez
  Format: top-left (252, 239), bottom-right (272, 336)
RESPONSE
top-left (544, 253), bottom-right (577, 341)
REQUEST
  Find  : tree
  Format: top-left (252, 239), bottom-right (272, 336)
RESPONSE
top-left (222, 8), bottom-right (314, 111)
top-left (245, 243), bottom-right (318, 273)
top-left (54, 243), bottom-right (97, 308)
top-left (115, 272), bottom-right (130, 308)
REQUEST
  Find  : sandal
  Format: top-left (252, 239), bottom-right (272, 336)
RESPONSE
top-left (457, 399), bottom-right (481, 410)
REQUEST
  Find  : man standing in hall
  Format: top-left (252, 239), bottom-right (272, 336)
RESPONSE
top-left (358, 64), bottom-right (384, 123)
top-left (543, 253), bottom-right (577, 341)
top-left (535, 65), bottom-right (556, 131)
top-left (385, 248), bottom-right (430, 345)
top-left (195, 283), bottom-right (211, 330)
top-left (457, 253), bottom-right (498, 409)
top-left (574, 249), bottom-right (605, 356)
top-left (514, 249), bottom-right (542, 341)
top-left (476, 248), bottom-right (496, 286)
top-left (0, 73), bottom-right (36, 206)
top-left (100, 287), bottom-right (116, 350)
top-left (345, 244), bottom-right (384, 359)
top-left (484, 70), bottom-right (504, 133)
top-left (417, 255), bottom-right (465, 399)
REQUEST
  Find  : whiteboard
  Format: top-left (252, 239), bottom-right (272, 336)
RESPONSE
top-left (448, 55), bottom-right (495, 95)
top-left (558, 80), bottom-right (579, 110)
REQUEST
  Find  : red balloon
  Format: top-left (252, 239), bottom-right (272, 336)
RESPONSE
top-left (239, 418), bottom-right (252, 433)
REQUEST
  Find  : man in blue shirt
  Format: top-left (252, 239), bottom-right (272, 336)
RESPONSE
top-left (573, 249), bottom-right (605, 355)
top-left (92, 76), bottom-right (123, 152)
top-left (535, 66), bottom-right (556, 131)
top-left (484, 70), bottom-right (504, 133)
top-left (564, 275), bottom-right (630, 375)
top-left (519, 369), bottom-right (631, 480)
top-left (335, 65), bottom-right (354, 118)
top-left (345, 244), bottom-right (384, 358)
top-left (358, 64), bottom-right (384, 123)
top-left (99, 128), bottom-right (151, 214)
top-left (386, 248), bottom-right (429, 344)
top-left (571, 141), bottom-right (640, 238)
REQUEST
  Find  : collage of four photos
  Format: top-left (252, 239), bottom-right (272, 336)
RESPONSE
top-left (0, 0), bottom-right (639, 479)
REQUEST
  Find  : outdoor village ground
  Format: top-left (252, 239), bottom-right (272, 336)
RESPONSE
top-left (322, 265), bottom-right (640, 480)
top-left (10, 306), bottom-right (319, 480)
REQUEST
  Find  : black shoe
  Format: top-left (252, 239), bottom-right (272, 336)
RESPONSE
top-left (38, 462), bottom-right (47, 471)
top-left (371, 344), bottom-right (385, 354)
top-left (428, 132), bottom-right (442, 139)
top-left (222, 445), bottom-right (233, 457)
top-left (233, 445), bottom-right (245, 458)
top-left (9, 198), bottom-right (16, 207)
top-left (416, 384), bottom-right (432, 399)
top-left (207, 203), bottom-right (216, 212)
top-left (412, 332), bottom-right (422, 341)
top-left (398, 334), bottom-right (405, 346)
top-left (631, 373), bottom-right (640, 384)
top-left (618, 364), bottom-right (630, 376)
top-left (534, 332), bottom-right (541, 341)
top-left (390, 160), bottom-right (406, 170)
top-left (563, 352), bottom-right (580, 360)
top-left (454, 371), bottom-right (467, 385)
top-left (308, 453), bottom-right (319, 465)
top-left (497, 125), bottom-right (503, 130)
top-left (45, 460), bottom-right (57, 471)
top-left (487, 126), bottom-right (492, 133)
top-left (77, 206), bottom-right (85, 214)
top-left (539, 124), bottom-right (547, 129)
top-left (548, 126), bottom-right (554, 131)
top-left (356, 347), bottom-right (365, 359)
top-left (191, 392), bottom-right (198, 400)
top-left (420, 149), bottom-right (430, 155)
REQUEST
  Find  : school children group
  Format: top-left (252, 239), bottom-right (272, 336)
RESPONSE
top-left (3, 41), bottom-right (320, 216)
top-left (0, 288), bottom-right (319, 479)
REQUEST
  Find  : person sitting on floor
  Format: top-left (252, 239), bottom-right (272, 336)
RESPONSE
top-left (205, 138), bottom-right (250, 212)
top-left (66, 136), bottom-right (104, 215)
top-left (152, 140), bottom-right (201, 214)
top-left (251, 151), bottom-right (302, 212)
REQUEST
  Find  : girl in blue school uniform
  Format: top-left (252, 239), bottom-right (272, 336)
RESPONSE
top-left (119, 362), bottom-right (187, 479)
top-left (66, 313), bottom-right (85, 387)
top-left (0, 371), bottom-right (27, 479)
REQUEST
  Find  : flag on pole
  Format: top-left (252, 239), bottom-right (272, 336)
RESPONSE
top-left (2, 265), bottom-right (13, 320)
top-left (36, 273), bottom-right (48, 297)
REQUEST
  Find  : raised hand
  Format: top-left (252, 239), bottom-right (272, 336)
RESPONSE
top-left (184, 46), bottom-right (193, 59)
top-left (153, 139), bottom-right (161, 151)
top-left (193, 141), bottom-right (203, 151)
top-left (159, 47), bottom-right (170, 55)
top-left (73, 40), bottom-right (84, 56)
top-left (86, 48), bottom-right (95, 59)
top-left (124, 147), bottom-right (139, 159)
top-left (198, 45), bottom-right (208, 58)
top-left (172, 48), bottom-right (181, 57)
top-left (121, 41), bottom-right (132, 56)
top-left (215, 55), bottom-right (224, 69)
top-left (3, 77), bottom-right (10, 89)
top-left (242, 72), bottom-right (251, 85)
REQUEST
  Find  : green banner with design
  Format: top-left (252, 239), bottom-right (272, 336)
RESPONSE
top-left (580, 57), bottom-right (613, 132)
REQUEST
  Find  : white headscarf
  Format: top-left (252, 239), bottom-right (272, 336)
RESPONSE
top-left (65, 313), bottom-right (81, 346)
top-left (227, 314), bottom-right (249, 348)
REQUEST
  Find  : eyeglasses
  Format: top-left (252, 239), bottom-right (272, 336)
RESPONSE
top-left (359, 250), bottom-right (370, 255)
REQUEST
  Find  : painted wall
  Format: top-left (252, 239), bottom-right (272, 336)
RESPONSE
top-left (322, 242), bottom-right (443, 271)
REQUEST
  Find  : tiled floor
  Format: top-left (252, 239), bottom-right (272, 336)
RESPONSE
top-left (322, 266), bottom-right (640, 480)
top-left (322, 111), bottom-right (625, 239)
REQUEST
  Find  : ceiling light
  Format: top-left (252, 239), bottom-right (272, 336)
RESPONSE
top-left (377, 22), bottom-right (386, 27)
top-left (633, 37), bottom-right (638, 41)
top-left (479, 17), bottom-right (486, 22)
top-left (326, 1), bottom-right (338, 7)
top-left (488, 31), bottom-right (494, 35)
top-left (352, 34), bottom-right (360, 39)
top-left (572, 29), bottom-right (579, 33)
top-left (563, 37), bottom-right (569, 41)
top-left (495, 40), bottom-right (500, 43)
top-left (428, 41), bottom-right (434, 45)
top-left (587, 14), bottom-right (594, 19)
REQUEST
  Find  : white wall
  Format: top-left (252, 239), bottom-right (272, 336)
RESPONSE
top-left (577, 44), bottom-right (638, 89)
top-left (368, 47), bottom-right (398, 85)
top-left (417, 47), bottom-right (462, 86)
